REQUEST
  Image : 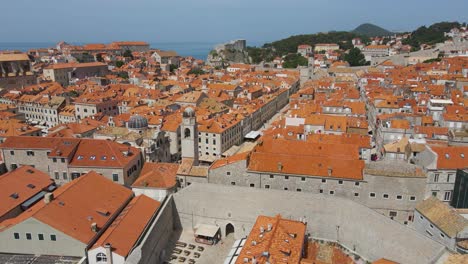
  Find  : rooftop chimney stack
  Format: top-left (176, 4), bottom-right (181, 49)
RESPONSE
top-left (277, 162), bottom-right (283, 171)
top-left (44, 193), bottom-right (54, 204)
top-left (104, 243), bottom-right (113, 264)
top-left (91, 222), bottom-right (98, 233)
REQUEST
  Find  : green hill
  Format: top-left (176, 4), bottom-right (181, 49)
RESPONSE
top-left (352, 23), bottom-right (392, 37)
top-left (402, 21), bottom-right (462, 49)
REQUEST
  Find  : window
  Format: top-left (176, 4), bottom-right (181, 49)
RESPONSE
top-left (396, 195), bottom-right (402, 200)
top-left (444, 191), bottom-right (452, 201)
top-left (322, 179), bottom-right (327, 183)
top-left (63, 172), bottom-right (67, 180)
top-left (61, 158), bottom-right (65, 163)
top-left (410, 196), bottom-right (416, 201)
top-left (440, 233), bottom-right (445, 238)
top-left (231, 182), bottom-right (236, 185)
top-left (10, 150), bottom-right (14, 155)
top-left (26, 233), bottom-right (32, 240)
top-left (27, 150), bottom-right (35, 156)
top-left (329, 190), bottom-right (334, 195)
top-left (38, 234), bottom-right (44, 240)
top-left (447, 174), bottom-right (453, 182)
top-left (269, 175), bottom-right (274, 179)
top-left (355, 182), bottom-right (360, 186)
top-left (297, 188), bottom-right (302, 192)
top-left (430, 224), bottom-right (434, 229)
top-left (434, 173), bottom-right (439, 182)
top-left (250, 183), bottom-right (255, 187)
top-left (53, 158), bottom-right (57, 163)
top-left (338, 180), bottom-right (343, 185)
top-left (319, 189), bottom-right (323, 193)
top-left (265, 185), bottom-right (270, 189)
top-left (389, 211), bottom-right (397, 217)
top-left (426, 231), bottom-right (433, 237)
top-left (112, 174), bottom-right (118, 182)
top-left (370, 192), bottom-right (376, 197)
top-left (14, 233), bottom-right (19, 239)
top-left (54, 171), bottom-right (59, 180)
top-left (432, 191), bottom-right (438, 197)
top-left (227, 171), bottom-right (231, 176)
top-left (420, 215), bottom-right (424, 220)
top-left (383, 194), bottom-right (389, 199)
top-left (284, 187), bottom-right (288, 191)
top-left (285, 176), bottom-right (289, 180)
top-left (96, 253), bottom-right (107, 262)
top-left (50, 234), bottom-right (56, 241)
top-left (301, 177), bottom-right (306, 181)
top-left (354, 192), bottom-right (359, 197)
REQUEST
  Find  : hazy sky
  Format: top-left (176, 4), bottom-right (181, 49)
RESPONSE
top-left (2, 0), bottom-right (467, 44)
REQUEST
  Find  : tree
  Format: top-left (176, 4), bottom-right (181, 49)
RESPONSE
top-left (344, 48), bottom-right (367, 66)
top-left (115, 61), bottom-right (124, 68)
top-left (169, 64), bottom-right (178, 73)
top-left (188, 68), bottom-right (205, 75)
top-left (117, 71), bottom-right (129, 79)
top-left (123, 49), bottom-right (133, 59)
top-left (282, 53), bottom-right (308, 68)
top-left (96, 53), bottom-right (103, 62)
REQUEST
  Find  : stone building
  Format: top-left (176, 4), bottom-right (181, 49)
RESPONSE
top-left (173, 183), bottom-right (448, 264)
top-left (0, 53), bottom-right (36, 90)
top-left (208, 138), bottom-right (428, 224)
top-left (413, 197), bottom-right (468, 252)
top-left (0, 136), bottom-right (143, 186)
top-left (0, 172), bottom-right (134, 257)
top-left (43, 62), bottom-right (108, 86)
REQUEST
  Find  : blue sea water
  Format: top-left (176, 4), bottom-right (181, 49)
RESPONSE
top-left (0, 41), bottom-right (266, 60)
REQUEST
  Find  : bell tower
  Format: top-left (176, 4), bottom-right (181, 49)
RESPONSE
top-left (181, 107), bottom-right (199, 164)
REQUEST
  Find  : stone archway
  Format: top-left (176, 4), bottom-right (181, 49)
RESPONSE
top-left (225, 223), bottom-right (235, 237)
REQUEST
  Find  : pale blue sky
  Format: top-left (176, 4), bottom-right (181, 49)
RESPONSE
top-left (1, 0), bottom-right (467, 43)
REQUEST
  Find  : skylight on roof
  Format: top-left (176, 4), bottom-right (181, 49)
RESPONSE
top-left (27, 184), bottom-right (35, 189)
top-left (77, 155), bottom-right (84, 160)
top-left (101, 156), bottom-right (107, 160)
top-left (111, 156), bottom-right (116, 160)
top-left (10, 193), bottom-right (19, 199)
top-left (90, 155), bottom-right (96, 160)
top-left (445, 153), bottom-right (450, 159)
top-left (461, 153), bottom-right (465, 158)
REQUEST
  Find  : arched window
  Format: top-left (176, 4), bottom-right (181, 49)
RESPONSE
top-left (184, 128), bottom-right (191, 138)
top-left (96, 253), bottom-right (107, 262)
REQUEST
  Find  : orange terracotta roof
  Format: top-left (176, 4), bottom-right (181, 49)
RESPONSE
top-left (248, 151), bottom-right (364, 180)
top-left (236, 215), bottom-right (306, 264)
top-left (91, 195), bottom-right (160, 257)
top-left (0, 166), bottom-right (54, 220)
top-left (211, 152), bottom-right (249, 170)
top-left (45, 62), bottom-right (107, 70)
top-left (132, 163), bottom-right (178, 189)
top-left (430, 146), bottom-right (467, 170)
top-left (0, 171), bottom-right (133, 244)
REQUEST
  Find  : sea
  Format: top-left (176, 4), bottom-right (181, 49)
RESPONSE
top-left (0, 41), bottom-right (266, 61)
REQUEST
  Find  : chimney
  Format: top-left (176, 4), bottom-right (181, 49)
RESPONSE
top-left (277, 162), bottom-right (283, 171)
top-left (259, 226), bottom-right (265, 233)
top-left (328, 167), bottom-right (333, 176)
top-left (267, 223), bottom-right (272, 232)
top-left (44, 193), bottom-right (54, 204)
top-left (252, 257), bottom-right (257, 264)
top-left (91, 222), bottom-right (98, 233)
top-left (104, 243), bottom-right (113, 264)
